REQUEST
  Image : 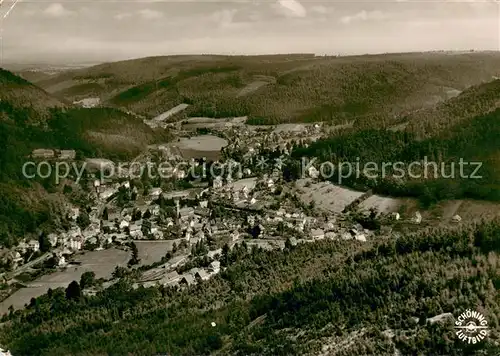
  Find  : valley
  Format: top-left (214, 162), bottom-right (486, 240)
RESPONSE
top-left (0, 52), bottom-right (500, 355)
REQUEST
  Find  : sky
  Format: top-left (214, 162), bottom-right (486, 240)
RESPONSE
top-left (0, 0), bottom-right (499, 64)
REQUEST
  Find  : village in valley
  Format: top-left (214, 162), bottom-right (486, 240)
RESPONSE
top-left (0, 114), bottom-right (439, 314)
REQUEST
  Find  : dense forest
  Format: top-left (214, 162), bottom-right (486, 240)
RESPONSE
top-left (0, 77), bottom-right (170, 247)
top-left (292, 108), bottom-right (500, 205)
top-left (1, 219), bottom-right (499, 355)
top-left (31, 52), bottom-right (500, 123)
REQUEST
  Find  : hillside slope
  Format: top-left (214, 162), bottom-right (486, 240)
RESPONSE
top-left (1, 220), bottom-right (499, 355)
top-left (0, 70), bottom-right (171, 247)
top-left (34, 52), bottom-right (500, 123)
top-left (0, 68), bottom-right (66, 116)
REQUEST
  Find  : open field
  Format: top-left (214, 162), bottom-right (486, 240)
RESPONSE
top-left (135, 240), bottom-right (183, 267)
top-left (181, 116), bottom-right (247, 130)
top-left (295, 179), bottom-right (365, 213)
top-left (227, 177), bottom-right (258, 191)
top-left (359, 195), bottom-right (405, 215)
top-left (170, 135), bottom-right (228, 160)
top-left (0, 248), bottom-right (129, 314)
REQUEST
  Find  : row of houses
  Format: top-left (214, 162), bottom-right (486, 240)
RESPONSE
top-left (31, 149), bottom-right (76, 160)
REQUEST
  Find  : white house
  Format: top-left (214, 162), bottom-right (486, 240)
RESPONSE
top-left (99, 188), bottom-right (116, 200)
top-left (310, 229), bottom-right (325, 240)
top-left (308, 166), bottom-right (319, 179)
top-left (16, 241), bottom-right (29, 254)
top-left (149, 188), bottom-right (162, 199)
top-left (119, 220), bottom-right (130, 230)
top-left (68, 237), bottom-right (83, 251)
top-left (27, 239), bottom-right (40, 252)
top-left (230, 230), bottom-right (240, 242)
top-left (199, 200), bottom-right (209, 208)
top-left (208, 260), bottom-right (221, 274)
top-left (69, 208), bottom-right (80, 220)
top-left (355, 234), bottom-right (367, 242)
top-left (59, 150), bottom-right (76, 160)
top-left (213, 176), bottom-right (223, 189)
top-left (151, 206), bottom-right (161, 216)
top-left (48, 233), bottom-right (58, 247)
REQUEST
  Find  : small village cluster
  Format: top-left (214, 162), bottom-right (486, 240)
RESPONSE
top-left (1, 120), bottom-right (442, 293)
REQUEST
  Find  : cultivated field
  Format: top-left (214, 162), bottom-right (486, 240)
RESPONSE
top-left (0, 248), bottom-right (129, 314)
top-left (359, 195), bottom-right (404, 215)
top-left (295, 179), bottom-right (365, 213)
top-left (135, 240), bottom-right (183, 267)
top-left (171, 135), bottom-right (228, 160)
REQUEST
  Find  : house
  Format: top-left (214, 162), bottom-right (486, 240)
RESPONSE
top-left (83, 223), bottom-right (100, 239)
top-left (151, 206), bottom-right (161, 216)
top-left (119, 220), bottom-right (129, 230)
top-left (69, 208), bottom-right (80, 220)
top-left (195, 269), bottom-right (210, 281)
top-left (52, 252), bottom-right (67, 266)
top-left (355, 234), bottom-right (367, 242)
top-left (68, 226), bottom-right (82, 238)
top-left (130, 230), bottom-right (144, 239)
top-left (199, 200), bottom-right (209, 208)
top-left (129, 221), bottom-right (142, 238)
top-left (412, 211), bottom-right (422, 224)
top-left (149, 187), bottom-right (162, 199)
top-left (59, 150), bottom-right (76, 160)
top-left (160, 271), bottom-right (181, 285)
top-left (48, 233), bottom-right (58, 247)
top-left (102, 220), bottom-right (115, 232)
top-left (68, 236), bottom-right (83, 251)
top-left (276, 208), bottom-right (286, 217)
top-left (174, 168), bottom-right (186, 179)
top-left (179, 207), bottom-right (195, 220)
top-left (213, 176), bottom-right (223, 189)
top-left (325, 231), bottom-right (337, 240)
top-left (16, 241), bottom-right (29, 254)
top-left (308, 166), bottom-right (319, 178)
top-left (310, 229), bottom-right (325, 240)
top-left (230, 230), bottom-right (240, 242)
top-left (207, 248), bottom-right (222, 259)
top-left (179, 274), bottom-right (195, 286)
top-left (32, 149), bottom-right (55, 159)
top-left (341, 232), bottom-right (353, 240)
top-left (27, 239), bottom-right (40, 252)
top-left (8, 251), bottom-right (23, 265)
top-left (99, 188), bottom-right (116, 200)
top-left (208, 260), bottom-right (221, 274)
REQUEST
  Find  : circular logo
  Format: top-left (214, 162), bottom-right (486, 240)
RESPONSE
top-left (455, 309), bottom-right (489, 344)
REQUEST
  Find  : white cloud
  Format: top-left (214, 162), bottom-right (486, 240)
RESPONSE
top-left (340, 10), bottom-right (387, 24)
top-left (209, 9), bottom-right (237, 28)
top-left (310, 5), bottom-right (331, 15)
top-left (114, 13), bottom-right (132, 20)
top-left (43, 3), bottom-right (74, 17)
top-left (276, 0), bottom-right (307, 18)
top-left (138, 8), bottom-right (163, 19)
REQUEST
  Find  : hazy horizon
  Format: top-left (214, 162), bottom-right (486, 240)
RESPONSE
top-left (1, 0), bottom-right (498, 64)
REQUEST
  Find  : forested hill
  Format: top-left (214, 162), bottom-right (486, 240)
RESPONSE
top-left (28, 52), bottom-right (500, 124)
top-left (0, 68), bottom-right (65, 116)
top-left (406, 79), bottom-right (500, 137)
top-left (1, 220), bottom-right (499, 355)
top-left (0, 70), bottom-right (170, 247)
top-left (293, 105), bottom-right (500, 206)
